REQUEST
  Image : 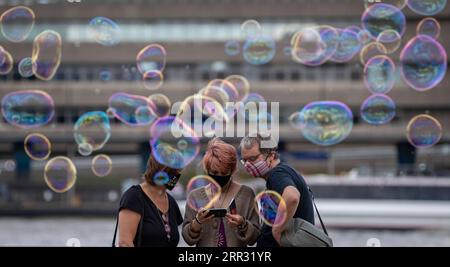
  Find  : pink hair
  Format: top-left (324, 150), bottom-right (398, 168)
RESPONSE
top-left (203, 138), bottom-right (237, 175)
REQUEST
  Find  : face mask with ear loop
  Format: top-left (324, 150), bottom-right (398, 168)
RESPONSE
top-left (243, 154), bottom-right (273, 177)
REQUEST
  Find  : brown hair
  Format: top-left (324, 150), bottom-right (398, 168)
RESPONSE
top-left (143, 154), bottom-right (180, 184)
top-left (203, 137), bottom-right (237, 175)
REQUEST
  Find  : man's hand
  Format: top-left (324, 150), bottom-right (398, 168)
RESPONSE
top-left (272, 227), bottom-right (282, 245)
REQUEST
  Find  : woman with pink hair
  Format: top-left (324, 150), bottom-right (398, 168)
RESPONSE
top-left (182, 138), bottom-right (260, 247)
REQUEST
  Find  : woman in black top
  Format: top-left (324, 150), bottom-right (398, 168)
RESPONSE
top-left (117, 154), bottom-right (183, 247)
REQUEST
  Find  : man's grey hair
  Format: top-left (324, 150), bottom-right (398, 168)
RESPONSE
top-left (239, 133), bottom-right (279, 158)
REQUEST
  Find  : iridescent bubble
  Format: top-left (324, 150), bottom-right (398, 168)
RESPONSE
top-left (78, 143), bottom-right (93, 157)
top-left (254, 190), bottom-right (287, 227)
top-left (150, 116), bottom-right (200, 169)
top-left (88, 16), bottom-right (121, 46)
top-left (0, 6), bottom-right (35, 42)
top-left (224, 75), bottom-right (250, 102)
top-left (407, 114), bottom-right (442, 148)
top-left (0, 46), bottom-right (6, 65)
top-left (362, 3), bottom-right (406, 39)
top-left (400, 35), bottom-right (447, 91)
top-left (24, 133), bottom-right (51, 160)
top-left (18, 57), bottom-right (34, 78)
top-left (152, 171), bottom-right (170, 186)
top-left (239, 93), bottom-right (267, 124)
top-left (360, 42), bottom-right (387, 65)
top-left (243, 35), bottom-right (276, 65)
top-left (91, 154), bottom-right (112, 177)
top-left (0, 49), bottom-right (13, 75)
top-left (289, 111), bottom-right (303, 129)
top-left (74, 111), bottom-right (111, 152)
top-left (108, 92), bottom-right (155, 126)
top-left (364, 0), bottom-right (408, 9)
top-left (99, 69), bottom-right (112, 81)
top-left (417, 17), bottom-right (441, 39)
top-left (207, 79), bottom-right (239, 103)
top-left (186, 175), bottom-right (221, 211)
top-left (357, 29), bottom-right (372, 44)
top-left (299, 101), bottom-right (353, 146)
top-left (134, 105), bottom-right (157, 125)
top-left (364, 55), bottom-right (396, 94)
top-left (199, 83), bottom-right (229, 110)
top-left (176, 95), bottom-right (228, 137)
top-left (44, 156), bottom-right (77, 193)
top-left (240, 19), bottom-right (262, 38)
top-left (32, 30), bottom-right (62, 81)
top-left (142, 70), bottom-right (164, 90)
top-left (407, 0), bottom-right (447, 16)
top-left (360, 94), bottom-right (396, 125)
top-left (1, 90), bottom-right (54, 128)
top-left (376, 29), bottom-right (402, 54)
top-left (224, 40), bottom-right (240, 56)
top-left (330, 28), bottom-right (361, 63)
top-left (136, 44), bottom-right (166, 74)
top-left (148, 94), bottom-right (171, 118)
top-left (3, 160), bottom-right (16, 172)
top-left (291, 26), bottom-right (339, 66)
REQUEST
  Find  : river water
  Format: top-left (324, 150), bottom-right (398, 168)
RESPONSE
top-left (0, 218), bottom-right (449, 247)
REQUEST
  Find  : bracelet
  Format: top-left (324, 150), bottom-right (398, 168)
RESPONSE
top-left (194, 216), bottom-right (202, 225)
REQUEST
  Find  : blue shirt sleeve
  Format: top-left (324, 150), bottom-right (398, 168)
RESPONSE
top-left (267, 171), bottom-right (297, 196)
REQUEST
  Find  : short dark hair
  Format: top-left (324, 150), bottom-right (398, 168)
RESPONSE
top-left (239, 133), bottom-right (279, 159)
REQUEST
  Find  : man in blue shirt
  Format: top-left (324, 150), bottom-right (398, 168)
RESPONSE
top-left (239, 134), bottom-right (315, 247)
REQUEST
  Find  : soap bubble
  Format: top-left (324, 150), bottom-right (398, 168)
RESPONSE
top-left (243, 35), bottom-right (276, 65)
top-left (18, 57), bottom-right (34, 78)
top-left (407, 0), bottom-right (447, 16)
top-left (400, 35), bottom-right (447, 91)
top-left (417, 17), bottom-right (441, 39)
top-left (362, 3), bottom-right (406, 39)
top-left (299, 101), bottom-right (353, 146)
top-left (376, 29), bottom-right (402, 54)
top-left (32, 30), bottom-right (62, 81)
top-left (186, 175), bottom-right (221, 211)
top-left (360, 94), bottom-right (396, 125)
top-left (91, 154), bottom-right (113, 177)
top-left (407, 114), bottom-right (442, 148)
top-left (364, 55), bottom-right (396, 94)
top-left (255, 190), bottom-right (287, 227)
top-left (44, 156), bottom-right (77, 193)
top-left (0, 6), bottom-right (35, 42)
top-left (1, 90), bottom-right (54, 128)
top-left (74, 111), bottom-right (111, 152)
top-left (24, 133), bottom-right (51, 160)
top-left (88, 16), bottom-right (121, 46)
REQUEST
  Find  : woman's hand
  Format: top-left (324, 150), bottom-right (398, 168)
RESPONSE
top-left (191, 208), bottom-right (215, 233)
top-left (225, 213), bottom-right (244, 227)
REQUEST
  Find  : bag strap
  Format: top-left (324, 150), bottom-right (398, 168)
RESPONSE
top-left (308, 187), bottom-right (329, 236)
top-left (277, 164), bottom-right (330, 236)
top-left (112, 186), bottom-right (145, 247)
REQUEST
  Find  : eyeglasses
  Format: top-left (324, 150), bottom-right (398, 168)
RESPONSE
top-left (240, 153), bottom-right (264, 165)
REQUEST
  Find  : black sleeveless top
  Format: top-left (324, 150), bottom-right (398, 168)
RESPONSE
top-left (119, 185), bottom-right (183, 247)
